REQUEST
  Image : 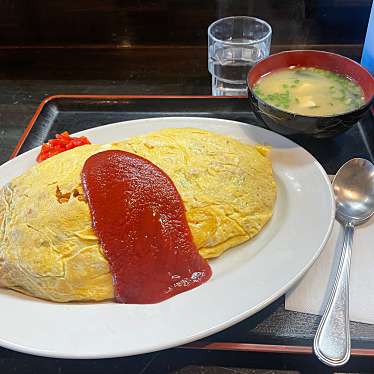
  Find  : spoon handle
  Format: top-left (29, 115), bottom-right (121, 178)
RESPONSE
top-left (313, 221), bottom-right (353, 367)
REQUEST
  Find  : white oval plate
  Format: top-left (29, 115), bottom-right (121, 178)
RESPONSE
top-left (0, 117), bottom-right (335, 359)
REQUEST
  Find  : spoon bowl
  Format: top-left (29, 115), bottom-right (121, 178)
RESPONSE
top-left (333, 158), bottom-right (374, 224)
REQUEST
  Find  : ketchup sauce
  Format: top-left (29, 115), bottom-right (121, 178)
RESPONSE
top-left (81, 150), bottom-right (212, 304)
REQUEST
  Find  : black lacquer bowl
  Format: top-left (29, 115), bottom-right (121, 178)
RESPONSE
top-left (247, 50), bottom-right (374, 138)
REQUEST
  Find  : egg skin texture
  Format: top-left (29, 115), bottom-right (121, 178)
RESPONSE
top-left (0, 128), bottom-right (276, 302)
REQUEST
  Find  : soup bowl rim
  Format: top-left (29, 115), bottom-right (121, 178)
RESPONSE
top-left (247, 49), bottom-right (374, 119)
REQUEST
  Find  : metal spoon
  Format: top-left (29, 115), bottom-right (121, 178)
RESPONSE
top-left (314, 158), bottom-right (374, 367)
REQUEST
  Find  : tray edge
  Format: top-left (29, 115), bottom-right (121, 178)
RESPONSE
top-left (180, 342), bottom-right (374, 357)
top-left (11, 94), bottom-right (244, 159)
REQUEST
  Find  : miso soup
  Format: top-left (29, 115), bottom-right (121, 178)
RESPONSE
top-left (253, 67), bottom-right (365, 116)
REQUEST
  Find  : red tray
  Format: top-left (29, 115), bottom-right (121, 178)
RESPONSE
top-left (12, 94), bottom-right (374, 357)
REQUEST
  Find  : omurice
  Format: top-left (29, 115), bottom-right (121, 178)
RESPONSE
top-left (0, 128), bottom-right (276, 303)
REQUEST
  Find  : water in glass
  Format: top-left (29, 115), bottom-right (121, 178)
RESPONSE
top-left (209, 42), bottom-right (269, 96)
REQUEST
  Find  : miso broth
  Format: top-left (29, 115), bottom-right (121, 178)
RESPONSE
top-left (253, 67), bottom-right (365, 116)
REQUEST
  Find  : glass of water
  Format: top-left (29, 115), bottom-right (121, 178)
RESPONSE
top-left (208, 16), bottom-right (272, 96)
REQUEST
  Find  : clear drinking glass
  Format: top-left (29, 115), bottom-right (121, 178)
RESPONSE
top-left (208, 16), bottom-right (272, 96)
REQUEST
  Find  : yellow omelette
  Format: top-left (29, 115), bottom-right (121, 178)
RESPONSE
top-left (0, 128), bottom-right (276, 302)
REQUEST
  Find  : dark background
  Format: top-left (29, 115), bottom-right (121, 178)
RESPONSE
top-left (0, 0), bottom-right (372, 80)
top-left (0, 0), bottom-right (370, 46)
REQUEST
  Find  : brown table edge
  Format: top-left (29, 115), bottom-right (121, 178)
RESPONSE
top-left (12, 93), bottom-right (374, 358)
top-left (180, 342), bottom-right (374, 357)
top-left (11, 94), bottom-right (246, 159)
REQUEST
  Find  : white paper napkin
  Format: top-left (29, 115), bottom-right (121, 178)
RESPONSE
top-left (285, 189), bottom-right (374, 325)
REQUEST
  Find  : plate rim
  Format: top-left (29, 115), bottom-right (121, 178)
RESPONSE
top-left (0, 116), bottom-right (335, 359)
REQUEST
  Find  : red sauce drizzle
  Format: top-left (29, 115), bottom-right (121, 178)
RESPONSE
top-left (81, 150), bottom-right (212, 304)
